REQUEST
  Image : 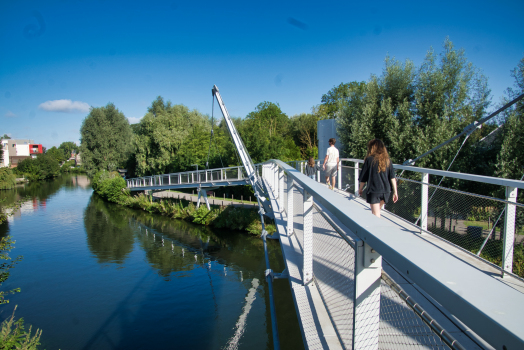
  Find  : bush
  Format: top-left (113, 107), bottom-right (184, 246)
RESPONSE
top-left (0, 307), bottom-right (41, 350)
top-left (16, 154), bottom-right (60, 181)
top-left (92, 171), bottom-right (129, 204)
top-left (0, 169), bottom-right (16, 190)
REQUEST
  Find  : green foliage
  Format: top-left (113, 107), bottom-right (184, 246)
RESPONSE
top-left (0, 237), bottom-right (22, 304)
top-left (16, 154), bottom-right (60, 181)
top-left (80, 103), bottom-right (133, 177)
top-left (92, 171), bottom-right (129, 204)
top-left (45, 146), bottom-right (66, 163)
top-left (496, 55), bottom-right (524, 183)
top-left (320, 81), bottom-right (366, 119)
top-left (0, 169), bottom-right (16, 190)
top-left (239, 102), bottom-right (301, 163)
top-left (0, 307), bottom-right (41, 350)
top-left (337, 38), bottom-right (490, 172)
top-left (289, 113), bottom-right (321, 158)
top-left (58, 141), bottom-right (78, 159)
top-left (133, 97), bottom-right (228, 176)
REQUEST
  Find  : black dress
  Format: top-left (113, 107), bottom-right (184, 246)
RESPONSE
top-left (358, 156), bottom-right (395, 204)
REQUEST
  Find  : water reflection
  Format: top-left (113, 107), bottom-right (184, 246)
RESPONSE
top-left (84, 193), bottom-right (283, 279)
top-left (84, 195), bottom-right (135, 264)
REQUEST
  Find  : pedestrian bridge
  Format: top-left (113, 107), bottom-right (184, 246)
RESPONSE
top-left (127, 158), bottom-right (524, 350)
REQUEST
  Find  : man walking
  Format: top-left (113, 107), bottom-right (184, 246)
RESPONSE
top-left (322, 138), bottom-right (339, 190)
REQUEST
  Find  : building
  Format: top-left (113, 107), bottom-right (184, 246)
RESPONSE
top-left (0, 139), bottom-right (43, 168)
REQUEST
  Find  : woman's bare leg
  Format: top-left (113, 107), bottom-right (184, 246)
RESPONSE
top-left (370, 203), bottom-right (381, 217)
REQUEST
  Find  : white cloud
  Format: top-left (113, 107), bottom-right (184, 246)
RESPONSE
top-left (5, 111), bottom-right (17, 118)
top-left (38, 99), bottom-right (90, 113)
top-left (127, 117), bottom-right (142, 124)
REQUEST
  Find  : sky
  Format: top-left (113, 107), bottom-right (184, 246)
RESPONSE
top-left (1, 0), bottom-right (523, 148)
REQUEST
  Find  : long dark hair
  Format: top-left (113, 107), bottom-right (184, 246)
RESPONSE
top-left (366, 139), bottom-right (391, 172)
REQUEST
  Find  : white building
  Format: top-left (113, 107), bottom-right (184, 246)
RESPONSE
top-left (1, 139), bottom-right (35, 168)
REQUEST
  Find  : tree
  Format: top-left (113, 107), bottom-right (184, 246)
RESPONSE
top-left (46, 146), bottom-right (66, 163)
top-left (321, 81), bottom-right (366, 119)
top-left (1, 134), bottom-right (10, 139)
top-left (496, 55), bottom-right (524, 181)
top-left (337, 38), bottom-right (490, 172)
top-left (133, 97), bottom-right (226, 176)
top-left (239, 102), bottom-right (301, 163)
top-left (289, 113), bottom-right (320, 158)
top-left (16, 153), bottom-right (60, 180)
top-left (58, 142), bottom-right (78, 159)
top-left (80, 103), bottom-right (133, 177)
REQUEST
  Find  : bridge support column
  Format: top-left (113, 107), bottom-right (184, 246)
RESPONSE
top-left (287, 176), bottom-right (294, 236)
top-left (303, 189), bottom-right (313, 285)
top-left (353, 242), bottom-right (382, 350)
top-left (421, 172), bottom-right (429, 232)
top-left (503, 186), bottom-right (517, 275)
top-left (196, 188), bottom-right (210, 210)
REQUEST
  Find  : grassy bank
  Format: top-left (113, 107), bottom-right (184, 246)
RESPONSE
top-left (92, 170), bottom-right (275, 235)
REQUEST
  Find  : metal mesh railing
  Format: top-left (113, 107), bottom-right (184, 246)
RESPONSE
top-left (378, 276), bottom-right (450, 349)
top-left (312, 206), bottom-right (356, 348)
top-left (384, 177), bottom-right (524, 272)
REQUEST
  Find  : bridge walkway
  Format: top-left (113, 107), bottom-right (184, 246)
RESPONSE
top-left (271, 180), bottom-right (486, 350)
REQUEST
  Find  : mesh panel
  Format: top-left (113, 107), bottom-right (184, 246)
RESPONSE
top-left (312, 209), bottom-right (356, 348)
top-left (384, 177), bottom-right (524, 272)
top-left (293, 184), bottom-right (304, 250)
top-left (378, 279), bottom-right (449, 349)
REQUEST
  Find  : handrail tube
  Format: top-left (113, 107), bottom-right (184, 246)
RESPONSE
top-left (267, 159), bottom-right (524, 350)
top-left (342, 158), bottom-right (524, 189)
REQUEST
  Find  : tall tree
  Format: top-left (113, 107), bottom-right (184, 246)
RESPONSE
top-left (321, 82), bottom-right (366, 119)
top-left (58, 142), bottom-right (78, 158)
top-left (496, 55), bottom-right (524, 181)
top-left (337, 38), bottom-right (490, 172)
top-left (80, 103), bottom-right (133, 176)
top-left (239, 102), bottom-right (301, 163)
top-left (46, 146), bottom-right (66, 162)
top-left (133, 97), bottom-right (226, 176)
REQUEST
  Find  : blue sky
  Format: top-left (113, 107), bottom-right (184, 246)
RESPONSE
top-left (1, 0), bottom-right (523, 148)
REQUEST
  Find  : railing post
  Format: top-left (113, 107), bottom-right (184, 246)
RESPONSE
top-left (337, 161), bottom-right (342, 189)
top-left (287, 176), bottom-right (294, 236)
top-left (279, 168), bottom-right (284, 209)
top-left (354, 162), bottom-right (359, 195)
top-left (300, 162), bottom-right (304, 174)
top-left (421, 172), bottom-right (429, 232)
top-left (503, 186), bottom-right (518, 275)
top-left (303, 189), bottom-right (313, 285)
top-left (238, 167), bottom-right (241, 180)
top-left (205, 171), bottom-right (208, 182)
top-left (353, 241), bottom-right (382, 349)
top-left (317, 160), bottom-right (321, 182)
top-left (274, 164), bottom-right (278, 194)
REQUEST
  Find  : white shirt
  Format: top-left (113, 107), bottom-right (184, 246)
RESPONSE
top-left (326, 147), bottom-right (339, 165)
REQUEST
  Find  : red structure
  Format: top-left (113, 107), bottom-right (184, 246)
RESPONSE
top-left (29, 144), bottom-right (43, 155)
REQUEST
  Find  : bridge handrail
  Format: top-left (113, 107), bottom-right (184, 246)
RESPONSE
top-left (266, 158), bottom-right (524, 350)
top-left (341, 157), bottom-right (524, 190)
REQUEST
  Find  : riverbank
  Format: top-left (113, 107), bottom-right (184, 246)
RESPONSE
top-left (92, 170), bottom-right (275, 235)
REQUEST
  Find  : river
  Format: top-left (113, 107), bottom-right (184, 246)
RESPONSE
top-left (0, 175), bottom-right (303, 350)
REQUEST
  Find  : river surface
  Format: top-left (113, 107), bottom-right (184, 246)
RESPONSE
top-left (0, 175), bottom-right (303, 350)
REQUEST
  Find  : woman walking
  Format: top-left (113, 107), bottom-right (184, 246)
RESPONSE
top-left (358, 139), bottom-right (398, 218)
top-left (305, 157), bottom-right (320, 181)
